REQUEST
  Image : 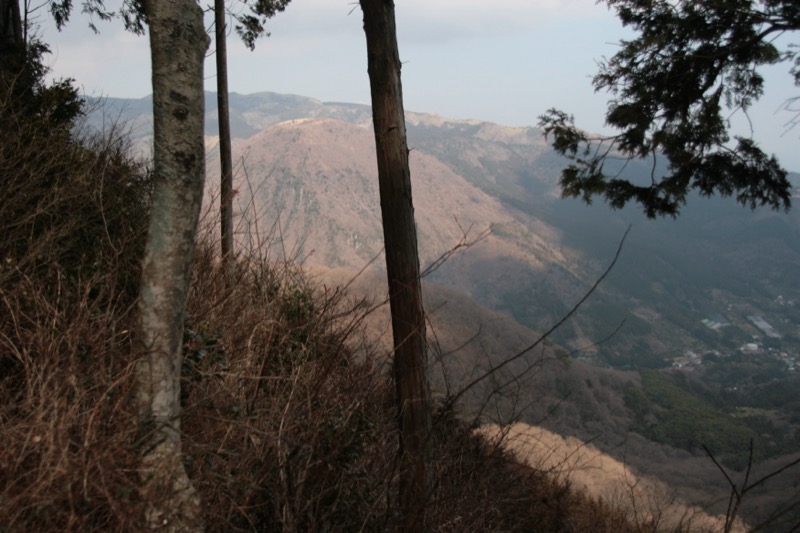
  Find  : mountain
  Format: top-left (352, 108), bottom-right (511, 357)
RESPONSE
top-left (92, 87), bottom-right (800, 406)
top-left (91, 88), bottom-right (800, 395)
top-left (170, 92), bottom-right (800, 364)
top-left (87, 92), bottom-right (800, 526)
top-left (220, 118), bottom-right (547, 269)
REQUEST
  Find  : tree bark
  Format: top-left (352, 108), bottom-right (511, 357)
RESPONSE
top-left (0, 0), bottom-right (21, 47)
top-left (0, 0), bottom-right (23, 86)
top-left (137, 0), bottom-right (209, 529)
top-left (214, 0), bottom-right (235, 276)
top-left (360, 1), bottom-right (432, 530)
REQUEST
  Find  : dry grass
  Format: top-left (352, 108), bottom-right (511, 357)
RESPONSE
top-left (481, 423), bottom-right (746, 533)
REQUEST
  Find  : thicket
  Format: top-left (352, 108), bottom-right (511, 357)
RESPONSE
top-left (0, 41), bottom-right (150, 304)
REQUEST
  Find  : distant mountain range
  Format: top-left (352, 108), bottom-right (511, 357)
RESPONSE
top-left (85, 91), bottom-right (800, 525)
top-left (89, 91), bottom-right (800, 367)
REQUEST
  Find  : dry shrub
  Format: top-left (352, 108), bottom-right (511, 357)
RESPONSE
top-left (0, 84), bottom-right (150, 302)
top-left (179, 245), bottom-right (399, 531)
top-left (0, 72), bottom-right (153, 531)
top-left (0, 232), bottom-right (698, 532)
top-left (0, 271), bottom-right (143, 531)
top-left (174, 240), bottom-right (651, 532)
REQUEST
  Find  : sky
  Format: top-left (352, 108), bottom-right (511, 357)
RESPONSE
top-left (38, 0), bottom-right (800, 170)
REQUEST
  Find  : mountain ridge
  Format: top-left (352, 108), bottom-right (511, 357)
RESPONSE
top-left (85, 92), bottom-right (800, 526)
top-left (90, 89), bottom-right (800, 389)
top-left (89, 89), bottom-right (800, 373)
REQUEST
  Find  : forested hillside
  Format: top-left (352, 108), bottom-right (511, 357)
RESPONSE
top-left (84, 91), bottom-right (800, 529)
top-left (94, 91), bottom-right (800, 369)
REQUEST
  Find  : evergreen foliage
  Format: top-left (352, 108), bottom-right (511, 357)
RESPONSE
top-left (234, 0), bottom-right (292, 50)
top-left (540, 0), bottom-right (798, 217)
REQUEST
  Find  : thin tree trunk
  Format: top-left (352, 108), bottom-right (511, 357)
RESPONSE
top-left (214, 0), bottom-right (235, 276)
top-left (137, 0), bottom-right (209, 529)
top-left (0, 0), bottom-right (22, 47)
top-left (0, 0), bottom-right (23, 86)
top-left (360, 1), bottom-right (432, 530)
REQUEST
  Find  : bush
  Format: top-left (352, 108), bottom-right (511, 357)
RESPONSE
top-left (0, 47), bottom-right (153, 530)
top-left (0, 271), bottom-right (143, 531)
top-left (0, 94), bottom-right (151, 303)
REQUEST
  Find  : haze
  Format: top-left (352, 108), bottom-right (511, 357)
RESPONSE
top-left (38, 0), bottom-right (800, 171)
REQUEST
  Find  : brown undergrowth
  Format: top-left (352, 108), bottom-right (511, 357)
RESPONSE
top-left (0, 74), bottom-right (150, 530)
top-left (178, 244), bottom-right (642, 531)
top-left (0, 236), bottom-right (650, 531)
top-left (0, 270), bottom-right (142, 530)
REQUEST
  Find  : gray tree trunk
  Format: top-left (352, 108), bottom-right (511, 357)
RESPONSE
top-left (136, 0), bottom-right (209, 529)
top-left (214, 0), bottom-right (235, 276)
top-left (360, 1), bottom-right (433, 530)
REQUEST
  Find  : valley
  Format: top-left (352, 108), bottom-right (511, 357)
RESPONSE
top-left (90, 91), bottom-right (800, 529)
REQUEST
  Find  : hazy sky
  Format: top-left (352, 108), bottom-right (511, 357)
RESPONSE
top-left (39, 0), bottom-right (800, 170)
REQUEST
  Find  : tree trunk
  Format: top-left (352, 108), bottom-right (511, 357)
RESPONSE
top-left (0, 0), bottom-right (23, 86)
top-left (0, 0), bottom-right (21, 47)
top-left (214, 0), bottom-right (235, 276)
top-left (137, 0), bottom-right (209, 529)
top-left (359, 1), bottom-right (432, 530)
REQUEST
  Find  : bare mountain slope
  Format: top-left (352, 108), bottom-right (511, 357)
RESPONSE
top-left (208, 114), bottom-right (613, 360)
top-left (213, 117), bottom-right (566, 280)
top-left (103, 91), bottom-right (800, 366)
